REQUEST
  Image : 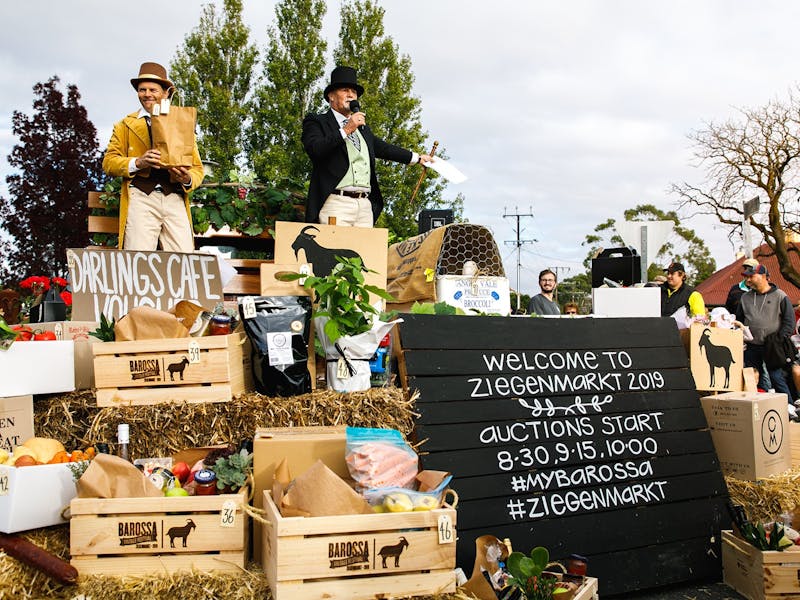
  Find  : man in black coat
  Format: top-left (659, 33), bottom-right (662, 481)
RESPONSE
top-left (302, 66), bottom-right (431, 226)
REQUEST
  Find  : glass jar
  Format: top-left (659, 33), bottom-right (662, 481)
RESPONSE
top-left (567, 554), bottom-right (588, 576)
top-left (194, 469), bottom-right (218, 495)
top-left (209, 314), bottom-right (232, 336)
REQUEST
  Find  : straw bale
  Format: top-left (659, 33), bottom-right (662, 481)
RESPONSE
top-left (726, 468), bottom-right (800, 523)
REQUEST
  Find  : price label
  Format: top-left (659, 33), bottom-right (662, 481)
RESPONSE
top-left (337, 357), bottom-right (350, 380)
top-left (220, 500), bottom-right (237, 528)
top-left (299, 263), bottom-right (312, 286)
top-left (242, 296), bottom-right (257, 320)
top-left (0, 467), bottom-right (10, 496)
top-left (54, 323), bottom-right (64, 340)
top-left (187, 340), bottom-right (201, 364)
top-left (437, 513), bottom-right (454, 544)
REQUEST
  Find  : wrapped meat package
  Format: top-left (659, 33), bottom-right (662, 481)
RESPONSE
top-left (345, 426), bottom-right (419, 492)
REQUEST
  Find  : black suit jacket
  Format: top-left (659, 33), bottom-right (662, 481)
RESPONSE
top-left (302, 110), bottom-right (412, 224)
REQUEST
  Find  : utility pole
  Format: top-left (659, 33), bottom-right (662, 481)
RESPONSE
top-left (503, 207), bottom-right (535, 313)
top-left (549, 266), bottom-right (571, 304)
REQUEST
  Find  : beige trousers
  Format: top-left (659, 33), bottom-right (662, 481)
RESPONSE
top-left (124, 185), bottom-right (194, 252)
top-left (318, 193), bottom-right (373, 227)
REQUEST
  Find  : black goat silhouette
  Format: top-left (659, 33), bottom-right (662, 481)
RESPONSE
top-left (378, 536), bottom-right (409, 568)
top-left (167, 357), bottom-right (190, 381)
top-left (291, 225), bottom-right (366, 277)
top-left (698, 327), bottom-right (735, 387)
top-left (166, 519), bottom-right (196, 548)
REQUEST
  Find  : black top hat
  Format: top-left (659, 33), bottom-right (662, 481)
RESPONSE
top-left (323, 66), bottom-right (364, 101)
top-left (130, 62), bottom-right (174, 94)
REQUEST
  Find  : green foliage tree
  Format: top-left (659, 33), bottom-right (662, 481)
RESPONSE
top-left (247, 0), bottom-right (327, 188)
top-left (170, 0), bottom-right (258, 179)
top-left (672, 91), bottom-right (800, 290)
top-left (333, 0), bottom-right (462, 238)
top-left (0, 76), bottom-right (103, 282)
top-left (582, 204), bottom-right (716, 285)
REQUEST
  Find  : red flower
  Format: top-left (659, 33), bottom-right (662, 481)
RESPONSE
top-left (52, 277), bottom-right (68, 288)
top-left (19, 276), bottom-right (50, 292)
top-left (60, 290), bottom-right (73, 306)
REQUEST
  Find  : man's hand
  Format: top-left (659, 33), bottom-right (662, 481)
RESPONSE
top-left (168, 166), bottom-right (192, 186)
top-left (135, 149), bottom-right (162, 170)
top-left (419, 154), bottom-right (433, 165)
top-left (343, 111), bottom-right (366, 134)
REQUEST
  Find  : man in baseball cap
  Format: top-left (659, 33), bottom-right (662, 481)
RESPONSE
top-left (725, 257), bottom-right (759, 314)
top-left (660, 261), bottom-right (706, 318)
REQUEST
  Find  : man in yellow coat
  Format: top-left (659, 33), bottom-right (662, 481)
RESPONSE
top-left (103, 62), bottom-right (203, 252)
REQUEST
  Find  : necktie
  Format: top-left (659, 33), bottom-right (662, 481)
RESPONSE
top-left (343, 120), bottom-right (361, 151)
top-left (145, 116), bottom-right (153, 146)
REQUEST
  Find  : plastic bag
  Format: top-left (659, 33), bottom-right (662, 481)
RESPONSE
top-left (239, 295), bottom-right (312, 397)
top-left (345, 427), bottom-right (418, 491)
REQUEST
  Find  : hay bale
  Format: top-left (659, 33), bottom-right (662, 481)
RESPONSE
top-left (726, 468), bottom-right (800, 523)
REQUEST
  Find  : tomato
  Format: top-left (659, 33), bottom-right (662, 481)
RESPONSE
top-left (11, 325), bottom-right (33, 341)
top-left (172, 461), bottom-right (192, 485)
top-left (33, 330), bottom-right (57, 341)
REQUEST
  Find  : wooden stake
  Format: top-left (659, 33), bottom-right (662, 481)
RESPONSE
top-left (409, 140), bottom-right (439, 205)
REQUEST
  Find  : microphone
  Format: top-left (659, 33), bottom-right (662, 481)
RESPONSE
top-left (349, 99), bottom-right (361, 113)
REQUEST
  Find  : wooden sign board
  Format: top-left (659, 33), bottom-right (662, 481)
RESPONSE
top-left (274, 222), bottom-right (388, 298)
top-left (396, 315), bottom-right (728, 597)
top-left (679, 324), bottom-right (743, 391)
top-left (67, 248), bottom-right (224, 321)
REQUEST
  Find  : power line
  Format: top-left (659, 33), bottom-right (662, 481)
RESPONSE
top-left (503, 206), bottom-right (535, 312)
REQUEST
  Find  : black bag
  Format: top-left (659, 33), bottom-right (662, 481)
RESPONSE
top-left (763, 331), bottom-right (796, 370)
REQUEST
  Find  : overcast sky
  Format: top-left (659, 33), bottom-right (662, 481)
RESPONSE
top-left (2, 1), bottom-right (798, 295)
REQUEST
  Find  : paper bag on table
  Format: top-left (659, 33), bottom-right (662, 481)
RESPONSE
top-left (76, 453), bottom-right (162, 498)
top-left (281, 459), bottom-right (372, 517)
top-left (151, 105), bottom-right (197, 168)
top-left (114, 306), bottom-right (189, 341)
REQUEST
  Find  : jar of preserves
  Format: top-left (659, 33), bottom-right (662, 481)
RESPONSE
top-left (209, 314), bottom-right (232, 336)
top-left (566, 554), bottom-right (588, 576)
top-left (194, 469), bottom-right (218, 495)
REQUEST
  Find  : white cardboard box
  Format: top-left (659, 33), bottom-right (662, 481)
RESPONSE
top-left (701, 391), bottom-right (792, 480)
top-left (592, 287), bottom-right (661, 317)
top-left (0, 463), bottom-right (79, 532)
top-left (436, 275), bottom-right (511, 315)
top-left (0, 340), bottom-right (75, 396)
top-left (0, 395), bottom-right (33, 454)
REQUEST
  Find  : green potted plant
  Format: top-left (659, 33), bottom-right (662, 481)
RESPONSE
top-left (284, 256), bottom-right (396, 392)
top-left (506, 546), bottom-right (578, 600)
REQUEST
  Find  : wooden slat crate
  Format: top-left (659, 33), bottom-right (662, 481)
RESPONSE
top-left (92, 331), bottom-right (252, 406)
top-left (70, 488), bottom-right (248, 575)
top-left (722, 529), bottom-right (800, 599)
top-left (574, 577), bottom-right (599, 600)
top-left (262, 491), bottom-right (457, 600)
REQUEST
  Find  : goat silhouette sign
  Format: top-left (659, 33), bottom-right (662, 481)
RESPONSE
top-left (681, 324), bottom-right (743, 391)
top-left (117, 518), bottom-right (196, 549)
top-left (275, 221), bottom-right (388, 300)
top-left (127, 355), bottom-right (194, 383)
top-left (328, 535), bottom-right (410, 572)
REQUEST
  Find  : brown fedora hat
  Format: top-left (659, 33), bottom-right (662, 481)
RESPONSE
top-left (130, 62), bottom-right (174, 93)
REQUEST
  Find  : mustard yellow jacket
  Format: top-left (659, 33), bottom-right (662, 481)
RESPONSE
top-left (102, 111), bottom-right (203, 248)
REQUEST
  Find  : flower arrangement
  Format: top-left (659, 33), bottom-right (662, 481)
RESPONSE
top-left (18, 276), bottom-right (72, 322)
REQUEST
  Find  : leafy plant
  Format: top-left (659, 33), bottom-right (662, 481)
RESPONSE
top-left (740, 520), bottom-right (793, 551)
top-left (285, 256), bottom-right (394, 343)
top-left (506, 546), bottom-right (558, 600)
top-left (211, 450), bottom-right (253, 492)
top-left (410, 301), bottom-right (465, 315)
top-left (89, 313), bottom-right (116, 342)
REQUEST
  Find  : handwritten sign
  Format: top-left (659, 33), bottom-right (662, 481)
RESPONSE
top-left (397, 315), bottom-right (728, 596)
top-left (67, 248), bottom-right (224, 321)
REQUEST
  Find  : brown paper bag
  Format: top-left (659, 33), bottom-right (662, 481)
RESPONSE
top-left (114, 306), bottom-right (189, 341)
top-left (282, 460), bottom-right (372, 517)
top-left (76, 453), bottom-right (163, 498)
top-left (151, 105), bottom-right (197, 168)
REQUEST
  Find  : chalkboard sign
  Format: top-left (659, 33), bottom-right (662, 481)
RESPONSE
top-left (397, 315), bottom-right (728, 596)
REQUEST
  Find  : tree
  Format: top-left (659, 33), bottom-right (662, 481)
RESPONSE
top-left (672, 92), bottom-right (800, 289)
top-left (0, 76), bottom-right (103, 282)
top-left (333, 0), bottom-right (462, 238)
top-left (170, 0), bottom-right (258, 179)
top-left (247, 0), bottom-right (327, 188)
top-left (582, 204), bottom-right (716, 285)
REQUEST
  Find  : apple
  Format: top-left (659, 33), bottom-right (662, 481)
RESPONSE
top-left (165, 486), bottom-right (189, 497)
top-left (383, 492), bottom-right (414, 513)
top-left (413, 495), bottom-right (440, 511)
top-left (172, 461), bottom-right (191, 485)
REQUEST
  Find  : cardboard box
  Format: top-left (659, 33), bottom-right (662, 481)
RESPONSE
top-left (262, 490), bottom-right (456, 600)
top-left (0, 395), bottom-right (33, 454)
top-left (722, 529), bottom-right (800, 599)
top-left (252, 426), bottom-right (348, 562)
top-left (701, 392), bottom-right (792, 480)
top-left (92, 331), bottom-right (252, 406)
top-left (70, 487), bottom-right (248, 575)
top-left (0, 463), bottom-right (80, 533)
top-left (36, 321), bottom-right (100, 389)
top-left (0, 340), bottom-right (75, 396)
top-left (591, 287), bottom-right (661, 317)
top-left (435, 275), bottom-right (511, 315)
top-left (680, 323), bottom-right (744, 392)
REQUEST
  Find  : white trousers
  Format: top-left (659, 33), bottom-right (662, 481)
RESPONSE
top-left (318, 193), bottom-right (373, 227)
top-left (124, 185), bottom-right (194, 252)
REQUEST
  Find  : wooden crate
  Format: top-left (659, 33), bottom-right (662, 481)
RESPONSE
top-left (574, 577), bottom-right (599, 600)
top-left (70, 488), bottom-right (248, 575)
top-left (92, 331), bottom-right (252, 406)
top-left (790, 422), bottom-right (800, 467)
top-left (722, 530), bottom-right (800, 599)
top-left (262, 491), bottom-right (457, 600)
